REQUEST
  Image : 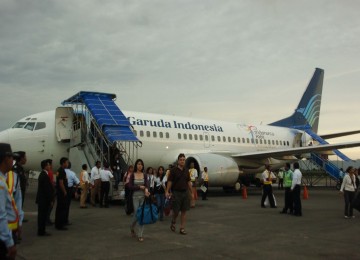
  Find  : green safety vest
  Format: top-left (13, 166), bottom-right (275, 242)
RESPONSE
top-left (283, 170), bottom-right (293, 188)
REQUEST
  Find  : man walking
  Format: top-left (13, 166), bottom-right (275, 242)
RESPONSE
top-left (166, 153), bottom-right (193, 235)
top-left (90, 161), bottom-right (101, 207)
top-left (260, 164), bottom-right (276, 208)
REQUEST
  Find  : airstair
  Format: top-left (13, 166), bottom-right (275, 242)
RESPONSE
top-left (61, 91), bottom-right (141, 179)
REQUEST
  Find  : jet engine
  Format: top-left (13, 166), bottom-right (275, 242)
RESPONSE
top-left (185, 153), bottom-right (240, 187)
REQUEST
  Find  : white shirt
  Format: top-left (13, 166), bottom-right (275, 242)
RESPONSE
top-left (340, 174), bottom-right (357, 192)
top-left (262, 170), bottom-right (276, 183)
top-left (190, 168), bottom-right (198, 181)
top-left (80, 170), bottom-right (89, 184)
top-left (291, 169), bottom-right (302, 190)
top-left (91, 166), bottom-right (101, 183)
top-left (100, 169), bottom-right (114, 182)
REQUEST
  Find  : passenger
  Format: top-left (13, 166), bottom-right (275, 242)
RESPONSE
top-left (339, 166), bottom-right (357, 218)
top-left (5, 156), bottom-right (24, 244)
top-left (65, 162), bottom-right (80, 225)
top-left (146, 167), bottom-right (155, 195)
top-left (90, 161), bottom-right (102, 207)
top-left (280, 163), bottom-right (293, 214)
top-left (201, 167), bottom-right (209, 200)
top-left (55, 157), bottom-right (69, 230)
top-left (189, 162), bottom-right (198, 208)
top-left (291, 162), bottom-right (303, 216)
top-left (0, 143), bottom-right (17, 260)
top-left (45, 159), bottom-right (55, 225)
top-left (129, 159), bottom-right (150, 242)
top-left (112, 152), bottom-right (122, 190)
top-left (79, 164), bottom-right (90, 208)
top-left (277, 168), bottom-right (284, 190)
top-left (154, 166), bottom-right (166, 221)
top-left (123, 165), bottom-right (134, 215)
top-left (100, 162), bottom-right (114, 208)
top-left (260, 164), bottom-right (276, 208)
top-left (12, 151), bottom-right (27, 208)
top-left (166, 153), bottom-right (193, 235)
top-left (36, 159), bottom-right (55, 236)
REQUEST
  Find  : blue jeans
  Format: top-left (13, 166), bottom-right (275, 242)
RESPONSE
top-left (155, 193), bottom-right (165, 220)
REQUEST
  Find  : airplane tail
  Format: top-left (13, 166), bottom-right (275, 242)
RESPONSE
top-left (269, 68), bottom-right (324, 133)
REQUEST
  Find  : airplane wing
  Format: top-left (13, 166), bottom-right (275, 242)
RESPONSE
top-left (230, 141), bottom-right (360, 159)
top-left (320, 130), bottom-right (360, 139)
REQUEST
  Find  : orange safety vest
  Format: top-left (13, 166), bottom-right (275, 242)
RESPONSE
top-left (3, 172), bottom-right (19, 231)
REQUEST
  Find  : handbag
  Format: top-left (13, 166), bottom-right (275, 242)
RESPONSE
top-left (136, 198), bottom-right (158, 225)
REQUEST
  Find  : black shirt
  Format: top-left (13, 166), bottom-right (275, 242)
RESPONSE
top-left (56, 167), bottom-right (68, 195)
top-left (168, 166), bottom-right (190, 191)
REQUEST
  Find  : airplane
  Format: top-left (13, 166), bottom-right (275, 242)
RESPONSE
top-left (0, 68), bottom-right (359, 191)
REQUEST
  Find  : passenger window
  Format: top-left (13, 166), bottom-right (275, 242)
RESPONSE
top-left (260, 139), bottom-right (263, 144)
top-left (12, 122), bottom-right (27, 128)
top-left (178, 133), bottom-right (181, 139)
top-left (194, 134), bottom-right (198, 141)
top-left (232, 137), bottom-right (236, 143)
top-left (166, 132), bottom-right (169, 138)
top-left (211, 135), bottom-right (215, 141)
top-left (199, 135), bottom-right (203, 141)
top-left (228, 137), bottom-right (231, 142)
top-left (237, 137), bottom-right (241, 143)
top-left (159, 132), bottom-right (163, 138)
top-left (153, 131), bottom-right (157, 138)
top-left (272, 140), bottom-right (275, 145)
top-left (183, 134), bottom-right (187, 140)
top-left (24, 122), bottom-right (35, 131)
top-left (217, 136), bottom-right (221, 142)
top-left (256, 139), bottom-right (259, 144)
top-left (246, 138), bottom-right (250, 143)
top-left (146, 131), bottom-right (150, 137)
top-left (140, 130), bottom-right (144, 137)
top-left (223, 136), bottom-right (226, 142)
top-left (189, 134), bottom-right (193, 140)
top-left (242, 138), bottom-right (245, 143)
top-left (251, 139), bottom-right (254, 144)
top-left (276, 140), bottom-right (279, 145)
top-left (205, 135), bottom-right (209, 141)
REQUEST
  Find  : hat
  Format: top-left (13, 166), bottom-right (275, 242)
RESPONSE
top-left (0, 143), bottom-right (15, 157)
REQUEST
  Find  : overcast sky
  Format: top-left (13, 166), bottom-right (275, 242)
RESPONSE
top-left (0, 0), bottom-right (359, 159)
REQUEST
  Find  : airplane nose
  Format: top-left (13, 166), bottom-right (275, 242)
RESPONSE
top-left (0, 129), bottom-right (10, 143)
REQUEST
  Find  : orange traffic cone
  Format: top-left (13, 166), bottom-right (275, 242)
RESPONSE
top-left (242, 186), bottom-right (247, 199)
top-left (303, 185), bottom-right (309, 200)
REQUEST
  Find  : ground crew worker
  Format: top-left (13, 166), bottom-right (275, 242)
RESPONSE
top-left (0, 143), bottom-right (18, 259)
top-left (90, 161), bottom-right (102, 207)
top-left (201, 167), bottom-right (209, 200)
top-left (5, 169), bottom-right (24, 244)
top-left (280, 163), bottom-right (293, 214)
top-left (260, 164), bottom-right (276, 208)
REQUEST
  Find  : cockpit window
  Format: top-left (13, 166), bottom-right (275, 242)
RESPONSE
top-left (12, 122), bottom-right (27, 128)
top-left (24, 122), bottom-right (35, 131)
top-left (35, 122), bottom-right (46, 130)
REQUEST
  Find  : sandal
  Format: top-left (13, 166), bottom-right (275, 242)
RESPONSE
top-left (138, 237), bottom-right (144, 242)
top-left (170, 220), bottom-right (176, 232)
top-left (179, 228), bottom-right (187, 235)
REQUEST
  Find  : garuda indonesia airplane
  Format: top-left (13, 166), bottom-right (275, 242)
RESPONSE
top-left (0, 68), bottom-right (359, 189)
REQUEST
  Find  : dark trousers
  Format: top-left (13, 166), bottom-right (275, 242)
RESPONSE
top-left (283, 187), bottom-right (293, 213)
top-left (344, 190), bottom-right (355, 217)
top-left (65, 187), bottom-right (73, 223)
top-left (55, 193), bottom-right (67, 228)
top-left (202, 181), bottom-right (209, 200)
top-left (278, 179), bottom-right (284, 190)
top-left (100, 181), bottom-right (110, 206)
top-left (0, 240), bottom-right (7, 259)
top-left (261, 184), bottom-right (275, 207)
top-left (155, 193), bottom-right (165, 220)
top-left (38, 202), bottom-right (50, 234)
top-left (293, 185), bottom-right (302, 216)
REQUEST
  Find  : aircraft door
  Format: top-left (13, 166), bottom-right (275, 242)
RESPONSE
top-left (293, 132), bottom-right (303, 147)
top-left (55, 107), bottom-right (74, 142)
top-left (203, 132), bottom-right (210, 148)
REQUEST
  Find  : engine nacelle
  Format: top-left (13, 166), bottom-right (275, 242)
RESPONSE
top-left (186, 153), bottom-right (239, 187)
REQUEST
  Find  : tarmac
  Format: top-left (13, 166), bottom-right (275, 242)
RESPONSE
top-left (16, 182), bottom-right (360, 260)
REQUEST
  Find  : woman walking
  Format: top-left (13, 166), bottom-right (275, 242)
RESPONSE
top-left (340, 166), bottom-right (357, 219)
top-left (129, 159), bottom-right (149, 242)
top-left (154, 166), bottom-right (166, 221)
